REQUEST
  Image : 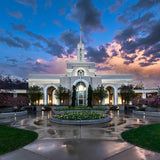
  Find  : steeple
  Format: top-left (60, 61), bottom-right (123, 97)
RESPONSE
top-left (77, 26), bottom-right (85, 62)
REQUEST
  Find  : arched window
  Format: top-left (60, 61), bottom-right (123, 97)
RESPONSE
top-left (75, 82), bottom-right (86, 106)
top-left (77, 70), bottom-right (84, 77)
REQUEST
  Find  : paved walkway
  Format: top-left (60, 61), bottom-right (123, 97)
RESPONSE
top-left (0, 111), bottom-right (160, 160)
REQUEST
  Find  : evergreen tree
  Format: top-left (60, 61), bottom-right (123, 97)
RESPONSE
top-left (87, 84), bottom-right (93, 107)
top-left (72, 85), bottom-right (76, 106)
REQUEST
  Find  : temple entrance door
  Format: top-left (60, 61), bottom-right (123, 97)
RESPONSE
top-left (75, 82), bottom-right (86, 106)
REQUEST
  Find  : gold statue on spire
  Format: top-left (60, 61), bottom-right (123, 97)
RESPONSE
top-left (80, 25), bottom-right (82, 31)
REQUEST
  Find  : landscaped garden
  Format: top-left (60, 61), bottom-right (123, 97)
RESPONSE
top-left (0, 125), bottom-right (38, 155)
top-left (55, 107), bottom-right (107, 111)
top-left (53, 111), bottom-right (106, 120)
top-left (121, 123), bottom-right (160, 153)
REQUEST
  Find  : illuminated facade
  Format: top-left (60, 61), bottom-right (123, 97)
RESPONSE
top-left (28, 28), bottom-right (134, 106)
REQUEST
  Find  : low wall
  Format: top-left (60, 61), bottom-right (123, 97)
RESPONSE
top-left (133, 110), bottom-right (160, 117)
top-left (53, 109), bottom-right (109, 115)
top-left (0, 110), bottom-right (27, 118)
top-left (49, 116), bottom-right (112, 125)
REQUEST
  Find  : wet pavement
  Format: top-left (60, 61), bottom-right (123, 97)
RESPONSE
top-left (0, 110), bottom-right (160, 160)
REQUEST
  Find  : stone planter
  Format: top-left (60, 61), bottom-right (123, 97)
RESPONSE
top-left (49, 116), bottom-right (111, 125)
top-left (133, 110), bottom-right (160, 117)
top-left (0, 110), bottom-right (27, 118)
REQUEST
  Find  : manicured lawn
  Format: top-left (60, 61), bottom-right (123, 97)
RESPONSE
top-left (121, 123), bottom-right (160, 153)
top-left (0, 125), bottom-right (38, 155)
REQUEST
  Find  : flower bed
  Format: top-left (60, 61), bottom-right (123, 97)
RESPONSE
top-left (55, 107), bottom-right (106, 111)
top-left (53, 111), bottom-right (106, 120)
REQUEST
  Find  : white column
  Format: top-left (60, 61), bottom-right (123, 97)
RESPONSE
top-left (114, 88), bottom-right (118, 105)
top-left (13, 93), bottom-right (17, 98)
top-left (102, 98), bottom-right (105, 105)
top-left (142, 93), bottom-right (146, 99)
top-left (57, 99), bottom-right (60, 105)
top-left (43, 88), bottom-right (47, 105)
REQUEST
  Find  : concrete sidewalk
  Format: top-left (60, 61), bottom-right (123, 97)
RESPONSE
top-left (1, 139), bottom-right (160, 160)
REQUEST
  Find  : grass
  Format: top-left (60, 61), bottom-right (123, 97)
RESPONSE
top-left (0, 125), bottom-right (38, 155)
top-left (121, 123), bottom-right (160, 153)
top-left (55, 107), bottom-right (107, 111)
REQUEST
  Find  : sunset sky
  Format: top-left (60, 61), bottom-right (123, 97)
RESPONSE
top-left (0, 0), bottom-right (160, 88)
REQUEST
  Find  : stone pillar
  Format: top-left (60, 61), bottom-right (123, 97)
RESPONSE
top-left (114, 88), bottom-right (118, 105)
top-left (102, 98), bottom-right (105, 105)
top-left (57, 99), bottom-right (60, 105)
top-left (43, 88), bottom-right (47, 105)
top-left (142, 93), bottom-right (146, 99)
top-left (13, 93), bottom-right (17, 98)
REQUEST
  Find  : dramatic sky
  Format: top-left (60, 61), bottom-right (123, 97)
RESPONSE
top-left (0, 0), bottom-right (160, 88)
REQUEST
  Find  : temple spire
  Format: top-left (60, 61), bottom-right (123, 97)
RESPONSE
top-left (80, 25), bottom-right (82, 43)
top-left (77, 26), bottom-right (85, 62)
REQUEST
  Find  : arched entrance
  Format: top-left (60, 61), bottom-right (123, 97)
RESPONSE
top-left (105, 86), bottom-right (114, 105)
top-left (104, 85), bottom-right (118, 105)
top-left (47, 86), bottom-right (56, 105)
top-left (75, 82), bottom-right (86, 106)
top-left (43, 85), bottom-right (58, 105)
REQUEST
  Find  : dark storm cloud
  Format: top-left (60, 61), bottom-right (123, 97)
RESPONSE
top-left (117, 14), bottom-right (129, 24)
top-left (13, 37), bottom-right (30, 49)
top-left (123, 55), bottom-right (137, 63)
top-left (111, 50), bottom-right (118, 57)
top-left (59, 30), bottom-right (80, 54)
top-left (33, 42), bottom-right (44, 48)
top-left (143, 43), bottom-right (160, 57)
top-left (25, 31), bottom-right (47, 43)
top-left (7, 10), bottom-right (23, 19)
top-left (139, 62), bottom-right (154, 67)
top-left (114, 0), bottom-right (160, 66)
top-left (69, 0), bottom-right (105, 34)
top-left (0, 36), bottom-right (22, 48)
top-left (109, 0), bottom-right (124, 12)
top-left (96, 66), bottom-right (112, 71)
top-left (0, 30), bottom-right (30, 49)
top-left (32, 62), bottom-right (49, 72)
top-left (11, 23), bottom-right (27, 31)
top-left (5, 57), bottom-right (18, 64)
top-left (25, 30), bottom-right (65, 57)
top-left (16, 0), bottom-right (37, 13)
top-left (86, 45), bottom-right (109, 63)
top-left (128, 0), bottom-right (160, 11)
top-left (114, 26), bottom-right (136, 42)
top-left (45, 40), bottom-right (65, 57)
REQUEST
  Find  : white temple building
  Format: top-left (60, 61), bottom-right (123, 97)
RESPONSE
top-left (27, 28), bottom-right (157, 106)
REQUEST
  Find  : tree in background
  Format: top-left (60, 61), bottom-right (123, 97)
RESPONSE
top-left (134, 81), bottom-right (144, 90)
top-left (120, 85), bottom-right (136, 105)
top-left (87, 84), bottom-right (93, 107)
top-left (27, 86), bottom-right (43, 105)
top-left (93, 85), bottom-right (108, 105)
top-left (55, 85), bottom-right (70, 105)
top-left (72, 85), bottom-right (76, 106)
